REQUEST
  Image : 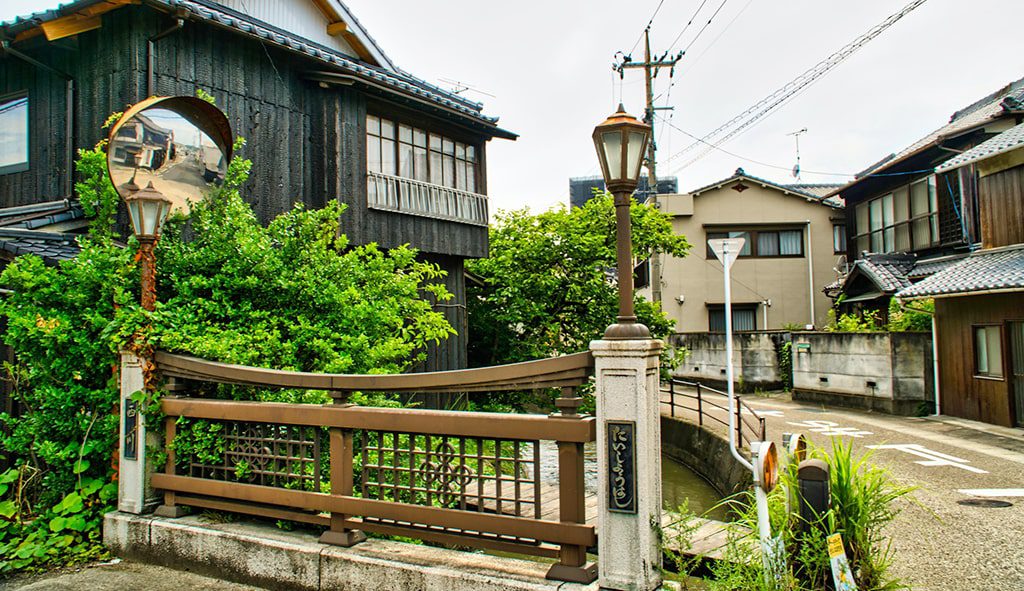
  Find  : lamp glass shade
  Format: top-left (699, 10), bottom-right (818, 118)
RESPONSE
top-left (602, 131), bottom-right (623, 181)
top-left (125, 183), bottom-right (172, 240)
top-left (127, 200), bottom-right (144, 236)
top-left (627, 131), bottom-right (648, 181)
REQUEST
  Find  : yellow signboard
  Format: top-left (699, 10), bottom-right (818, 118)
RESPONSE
top-left (827, 533), bottom-right (858, 591)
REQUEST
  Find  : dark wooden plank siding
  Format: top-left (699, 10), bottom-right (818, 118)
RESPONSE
top-left (979, 164), bottom-right (1024, 249)
top-left (935, 293), bottom-right (1023, 427)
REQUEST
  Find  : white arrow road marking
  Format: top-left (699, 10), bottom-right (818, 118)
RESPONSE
top-left (957, 488), bottom-right (1024, 497)
top-left (786, 420), bottom-right (873, 438)
top-left (867, 444), bottom-right (988, 474)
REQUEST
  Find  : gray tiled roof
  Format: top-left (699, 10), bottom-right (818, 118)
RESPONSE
top-left (852, 253), bottom-right (917, 293)
top-left (1, 0), bottom-right (512, 136)
top-left (688, 168), bottom-right (843, 208)
top-left (898, 245), bottom-right (1024, 299)
top-left (0, 229), bottom-right (80, 264)
top-left (935, 121), bottom-right (1024, 173)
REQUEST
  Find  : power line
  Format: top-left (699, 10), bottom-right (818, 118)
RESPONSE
top-left (628, 0), bottom-right (669, 56)
top-left (663, 0), bottom-right (930, 173)
top-left (686, 0), bottom-right (755, 70)
top-left (681, 0), bottom-right (731, 54)
top-left (667, 0), bottom-right (713, 54)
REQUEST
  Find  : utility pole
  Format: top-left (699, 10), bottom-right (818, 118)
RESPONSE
top-left (615, 29), bottom-right (681, 308)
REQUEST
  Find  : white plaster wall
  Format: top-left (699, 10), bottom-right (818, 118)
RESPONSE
top-left (218, 0), bottom-right (358, 57)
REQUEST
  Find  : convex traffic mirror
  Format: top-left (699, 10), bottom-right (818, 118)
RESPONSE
top-left (107, 96), bottom-right (233, 214)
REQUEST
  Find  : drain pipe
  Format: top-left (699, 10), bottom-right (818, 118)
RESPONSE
top-left (147, 17), bottom-right (185, 97)
top-left (0, 40), bottom-right (75, 197)
top-left (805, 220), bottom-right (815, 327)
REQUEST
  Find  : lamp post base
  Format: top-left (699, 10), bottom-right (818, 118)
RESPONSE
top-left (603, 317), bottom-right (651, 340)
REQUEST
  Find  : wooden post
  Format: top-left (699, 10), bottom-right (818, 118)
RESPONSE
top-left (154, 412), bottom-right (188, 517)
top-left (320, 391), bottom-right (366, 547)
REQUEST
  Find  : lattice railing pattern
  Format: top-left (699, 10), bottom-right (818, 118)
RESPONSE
top-left (358, 431), bottom-right (541, 518)
top-left (175, 419), bottom-right (324, 492)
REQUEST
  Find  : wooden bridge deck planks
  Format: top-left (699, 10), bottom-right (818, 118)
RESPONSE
top-left (466, 480), bottom-right (740, 561)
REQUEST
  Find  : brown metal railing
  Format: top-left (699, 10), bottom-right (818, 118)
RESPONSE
top-left (662, 378), bottom-right (766, 449)
top-left (151, 350), bottom-right (597, 583)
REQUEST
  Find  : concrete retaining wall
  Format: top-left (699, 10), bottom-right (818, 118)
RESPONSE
top-left (791, 331), bottom-right (933, 416)
top-left (671, 332), bottom-right (789, 392)
top-left (660, 415), bottom-right (751, 499)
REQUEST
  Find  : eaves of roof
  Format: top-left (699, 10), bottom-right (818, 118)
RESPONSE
top-left (935, 121), bottom-right (1024, 173)
top-left (897, 244), bottom-right (1024, 299)
top-left (687, 168), bottom-right (842, 209)
top-left (1, 0), bottom-right (516, 139)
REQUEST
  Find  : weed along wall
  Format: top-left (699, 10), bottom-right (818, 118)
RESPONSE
top-left (660, 415), bottom-right (752, 499)
top-left (791, 332), bottom-right (934, 415)
top-left (671, 332), bottom-right (790, 392)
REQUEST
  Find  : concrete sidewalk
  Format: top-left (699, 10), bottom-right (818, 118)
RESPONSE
top-left (0, 561), bottom-right (266, 591)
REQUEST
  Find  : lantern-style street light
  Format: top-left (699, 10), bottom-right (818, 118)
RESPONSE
top-left (592, 104), bottom-right (652, 339)
top-left (124, 181), bottom-right (172, 311)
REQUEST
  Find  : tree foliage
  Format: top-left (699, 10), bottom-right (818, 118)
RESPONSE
top-left (0, 136), bottom-right (454, 572)
top-left (465, 193), bottom-right (689, 367)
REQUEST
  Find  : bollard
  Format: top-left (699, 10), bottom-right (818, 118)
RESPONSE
top-left (797, 458), bottom-right (830, 530)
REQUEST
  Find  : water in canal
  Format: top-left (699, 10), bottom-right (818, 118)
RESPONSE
top-left (538, 441), bottom-right (727, 521)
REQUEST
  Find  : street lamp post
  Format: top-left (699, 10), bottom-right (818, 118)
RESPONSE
top-left (124, 181), bottom-right (172, 311)
top-left (592, 104), bottom-right (652, 339)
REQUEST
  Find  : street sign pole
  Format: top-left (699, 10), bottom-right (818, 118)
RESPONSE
top-left (709, 237), bottom-right (776, 577)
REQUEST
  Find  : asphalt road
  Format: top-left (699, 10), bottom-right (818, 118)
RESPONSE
top-left (662, 388), bottom-right (1024, 591)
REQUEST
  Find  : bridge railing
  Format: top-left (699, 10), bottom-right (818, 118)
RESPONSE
top-left (662, 378), bottom-right (766, 449)
top-left (150, 350), bottom-right (597, 584)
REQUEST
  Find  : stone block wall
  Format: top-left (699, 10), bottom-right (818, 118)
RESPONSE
top-left (791, 331), bottom-right (933, 415)
top-left (670, 332), bottom-right (789, 392)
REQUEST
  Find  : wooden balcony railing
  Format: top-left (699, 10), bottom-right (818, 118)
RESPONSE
top-left (151, 351), bottom-right (597, 583)
top-left (367, 171), bottom-right (488, 226)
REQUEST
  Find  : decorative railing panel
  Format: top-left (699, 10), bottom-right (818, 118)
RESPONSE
top-left (151, 350), bottom-right (597, 583)
top-left (367, 170), bottom-right (488, 226)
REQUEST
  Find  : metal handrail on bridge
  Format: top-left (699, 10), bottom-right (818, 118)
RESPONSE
top-left (662, 378), bottom-right (766, 449)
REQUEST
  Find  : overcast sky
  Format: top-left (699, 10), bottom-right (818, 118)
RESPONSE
top-left (4, 1), bottom-right (1023, 214)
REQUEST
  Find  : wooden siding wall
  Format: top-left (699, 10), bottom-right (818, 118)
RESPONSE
top-left (0, 6), bottom-right (488, 370)
top-left (936, 293), bottom-right (1022, 427)
top-left (979, 164), bottom-right (1024, 249)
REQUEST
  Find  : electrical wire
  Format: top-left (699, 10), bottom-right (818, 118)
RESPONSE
top-left (655, 113), bottom-right (937, 180)
top-left (667, 0), bottom-right (713, 54)
top-left (628, 0), bottom-right (668, 56)
top-left (681, 0), bottom-right (731, 54)
top-left (686, 0), bottom-right (755, 70)
top-left (662, 0), bottom-right (930, 172)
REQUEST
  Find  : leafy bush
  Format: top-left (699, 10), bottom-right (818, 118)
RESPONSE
top-left (0, 133), bottom-right (454, 572)
top-left (668, 439), bottom-right (914, 590)
top-left (885, 298), bottom-right (932, 332)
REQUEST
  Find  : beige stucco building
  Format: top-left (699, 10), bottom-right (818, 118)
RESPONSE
top-left (641, 169), bottom-right (845, 332)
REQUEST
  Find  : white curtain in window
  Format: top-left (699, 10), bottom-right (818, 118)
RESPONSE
top-left (758, 232), bottom-right (779, 256)
top-left (779, 230), bottom-right (802, 255)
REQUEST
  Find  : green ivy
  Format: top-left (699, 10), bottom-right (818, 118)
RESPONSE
top-left (1, 127), bottom-right (455, 572)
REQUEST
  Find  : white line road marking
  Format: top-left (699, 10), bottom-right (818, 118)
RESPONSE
top-left (867, 444), bottom-right (988, 474)
top-left (786, 420), bottom-right (873, 438)
top-left (756, 410), bottom-right (784, 417)
top-left (957, 488), bottom-right (1024, 497)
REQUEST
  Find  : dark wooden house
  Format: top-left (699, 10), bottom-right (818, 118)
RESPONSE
top-left (899, 123), bottom-right (1024, 427)
top-left (826, 77), bottom-right (1024, 323)
top-left (0, 0), bottom-right (515, 372)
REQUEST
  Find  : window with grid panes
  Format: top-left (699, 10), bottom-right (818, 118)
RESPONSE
top-left (706, 229), bottom-right (803, 258)
top-left (0, 93), bottom-right (28, 174)
top-left (367, 114), bottom-right (479, 192)
top-left (854, 176), bottom-right (939, 254)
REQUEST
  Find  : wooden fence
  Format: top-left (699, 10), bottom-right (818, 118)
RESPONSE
top-left (150, 350), bottom-right (598, 583)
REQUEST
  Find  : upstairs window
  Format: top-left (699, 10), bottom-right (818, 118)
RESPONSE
top-left (706, 228), bottom-right (803, 258)
top-left (854, 176), bottom-right (939, 254)
top-left (833, 223), bottom-right (847, 254)
top-left (0, 93), bottom-right (29, 174)
top-left (368, 114), bottom-right (479, 193)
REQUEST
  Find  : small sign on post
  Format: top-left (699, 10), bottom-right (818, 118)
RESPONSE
top-left (828, 533), bottom-right (859, 591)
top-left (606, 421), bottom-right (637, 514)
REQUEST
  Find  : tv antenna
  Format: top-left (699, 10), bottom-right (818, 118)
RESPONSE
top-left (438, 77), bottom-right (495, 98)
top-left (787, 128), bottom-right (807, 179)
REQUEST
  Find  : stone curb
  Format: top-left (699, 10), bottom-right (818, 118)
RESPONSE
top-left (104, 512), bottom-right (598, 591)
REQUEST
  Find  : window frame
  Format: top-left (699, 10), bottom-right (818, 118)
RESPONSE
top-left (707, 303), bottom-right (759, 333)
top-left (973, 324), bottom-right (1004, 380)
top-left (833, 223), bottom-right (847, 254)
top-left (366, 113), bottom-right (480, 193)
top-left (0, 91), bottom-right (30, 176)
top-left (705, 227), bottom-right (805, 259)
top-left (853, 175), bottom-right (940, 254)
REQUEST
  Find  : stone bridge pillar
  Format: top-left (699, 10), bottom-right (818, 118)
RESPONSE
top-left (592, 338), bottom-right (663, 591)
top-left (118, 351), bottom-right (157, 514)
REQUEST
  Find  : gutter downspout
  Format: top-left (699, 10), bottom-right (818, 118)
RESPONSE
top-left (899, 300), bottom-right (941, 416)
top-left (147, 17), bottom-right (185, 97)
top-left (805, 220), bottom-right (815, 327)
top-left (0, 40), bottom-right (75, 198)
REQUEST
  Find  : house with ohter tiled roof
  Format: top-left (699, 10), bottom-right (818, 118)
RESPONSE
top-left (828, 76), bottom-right (1024, 324)
top-left (897, 121), bottom-right (1024, 428)
top-left (649, 168), bottom-right (844, 333)
top-left (0, 0), bottom-right (517, 372)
